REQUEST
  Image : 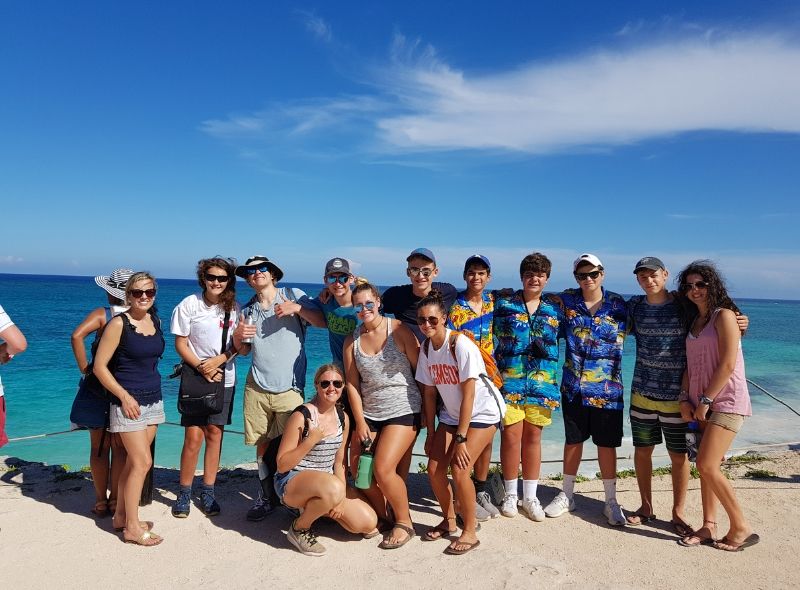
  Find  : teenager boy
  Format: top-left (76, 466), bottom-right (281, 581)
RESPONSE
top-left (545, 254), bottom-right (628, 526)
top-left (382, 248), bottom-right (457, 343)
top-left (447, 254), bottom-right (500, 518)
top-left (233, 255), bottom-right (320, 521)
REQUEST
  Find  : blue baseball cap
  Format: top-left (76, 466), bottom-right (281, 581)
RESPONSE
top-left (407, 248), bottom-right (436, 264)
top-left (463, 254), bottom-right (491, 273)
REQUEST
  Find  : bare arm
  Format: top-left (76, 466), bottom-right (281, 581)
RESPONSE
top-left (333, 414), bottom-right (349, 483)
top-left (0, 324), bottom-right (27, 364)
top-left (274, 300), bottom-right (326, 327)
top-left (452, 377), bottom-right (477, 470)
top-left (394, 321), bottom-right (420, 371)
top-left (693, 310), bottom-right (740, 421)
top-left (231, 312), bottom-right (252, 356)
top-left (276, 410), bottom-right (325, 473)
top-left (70, 307), bottom-right (107, 373)
top-left (343, 335), bottom-right (370, 444)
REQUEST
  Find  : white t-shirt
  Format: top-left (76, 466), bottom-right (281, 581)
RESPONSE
top-left (0, 304), bottom-right (13, 397)
top-left (170, 294), bottom-right (240, 387)
top-left (416, 329), bottom-right (501, 426)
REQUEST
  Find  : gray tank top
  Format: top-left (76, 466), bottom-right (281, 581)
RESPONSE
top-left (354, 319), bottom-right (422, 420)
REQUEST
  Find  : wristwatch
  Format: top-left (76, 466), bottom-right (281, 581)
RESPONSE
top-left (455, 434), bottom-right (468, 444)
top-left (700, 395), bottom-right (714, 406)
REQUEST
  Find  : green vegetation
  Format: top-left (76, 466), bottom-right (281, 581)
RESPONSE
top-left (725, 453), bottom-right (767, 464)
top-left (652, 466), bottom-right (673, 476)
top-left (744, 468), bottom-right (777, 479)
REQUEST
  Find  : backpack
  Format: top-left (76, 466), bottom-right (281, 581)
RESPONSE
top-left (423, 330), bottom-right (503, 389)
top-left (261, 403), bottom-right (346, 507)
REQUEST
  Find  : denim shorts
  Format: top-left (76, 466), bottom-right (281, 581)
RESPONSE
top-left (274, 470), bottom-right (301, 504)
top-left (109, 399), bottom-right (166, 433)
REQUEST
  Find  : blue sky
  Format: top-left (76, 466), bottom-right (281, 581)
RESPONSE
top-left (2, 1), bottom-right (799, 298)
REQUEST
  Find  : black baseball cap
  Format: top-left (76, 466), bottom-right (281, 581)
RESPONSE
top-left (633, 256), bottom-right (666, 274)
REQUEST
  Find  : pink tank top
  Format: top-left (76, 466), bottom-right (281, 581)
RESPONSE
top-left (686, 309), bottom-right (751, 416)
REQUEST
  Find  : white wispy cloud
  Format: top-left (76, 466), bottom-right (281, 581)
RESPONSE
top-left (297, 11), bottom-right (332, 43)
top-left (201, 29), bottom-right (800, 157)
top-left (0, 255), bottom-right (24, 265)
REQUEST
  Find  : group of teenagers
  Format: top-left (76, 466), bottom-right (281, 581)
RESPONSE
top-left (61, 246), bottom-right (758, 555)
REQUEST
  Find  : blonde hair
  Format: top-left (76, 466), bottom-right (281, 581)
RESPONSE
top-left (313, 363), bottom-right (344, 386)
top-left (125, 271), bottom-right (157, 303)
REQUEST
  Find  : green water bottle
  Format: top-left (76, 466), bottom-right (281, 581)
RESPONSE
top-left (355, 438), bottom-right (374, 489)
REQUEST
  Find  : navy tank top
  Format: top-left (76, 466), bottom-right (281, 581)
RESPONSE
top-left (112, 311), bottom-right (165, 404)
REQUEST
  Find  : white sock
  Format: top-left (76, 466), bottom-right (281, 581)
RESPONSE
top-left (257, 456), bottom-right (269, 481)
top-left (602, 478), bottom-right (617, 503)
top-left (504, 479), bottom-right (518, 497)
top-left (563, 474), bottom-right (576, 499)
top-left (522, 479), bottom-right (539, 501)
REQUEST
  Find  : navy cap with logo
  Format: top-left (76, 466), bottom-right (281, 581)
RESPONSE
top-left (633, 257), bottom-right (666, 274)
top-left (463, 254), bottom-right (491, 274)
top-left (324, 257), bottom-right (351, 276)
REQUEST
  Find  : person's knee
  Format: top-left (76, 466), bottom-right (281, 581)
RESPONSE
top-left (373, 458), bottom-right (396, 484)
top-left (204, 426), bottom-right (223, 445)
top-left (321, 478), bottom-right (346, 507)
top-left (634, 446), bottom-right (654, 458)
top-left (696, 454), bottom-right (718, 477)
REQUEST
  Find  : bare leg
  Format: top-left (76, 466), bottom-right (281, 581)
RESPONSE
top-left (283, 472), bottom-right (345, 530)
top-left (669, 450), bottom-right (691, 527)
top-left (597, 446), bottom-right (617, 480)
top-left (334, 488), bottom-right (379, 535)
top-left (500, 421), bottom-right (522, 481)
top-left (520, 423), bottom-right (543, 480)
top-left (202, 425), bottom-right (223, 486)
top-left (179, 426), bottom-right (204, 487)
top-left (631, 445), bottom-right (655, 518)
top-left (427, 425), bottom-right (457, 535)
top-left (88, 429), bottom-right (111, 509)
top-left (372, 425), bottom-right (417, 545)
top-left (563, 442), bottom-right (583, 476)
top-left (119, 426), bottom-right (160, 544)
top-left (108, 433), bottom-right (126, 508)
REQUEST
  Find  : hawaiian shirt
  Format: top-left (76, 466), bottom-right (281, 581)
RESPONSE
top-left (557, 288), bottom-right (628, 410)
top-left (447, 291), bottom-right (495, 355)
top-left (492, 292), bottom-right (563, 410)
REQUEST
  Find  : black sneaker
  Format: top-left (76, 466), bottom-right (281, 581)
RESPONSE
top-left (200, 488), bottom-right (221, 517)
top-left (172, 489), bottom-right (191, 518)
top-left (246, 494), bottom-right (274, 521)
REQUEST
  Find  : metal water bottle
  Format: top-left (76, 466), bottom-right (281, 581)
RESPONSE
top-left (686, 421), bottom-right (700, 462)
top-left (242, 307), bottom-right (257, 344)
top-left (355, 438), bottom-right (374, 489)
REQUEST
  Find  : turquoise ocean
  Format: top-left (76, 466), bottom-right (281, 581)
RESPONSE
top-left (1, 273), bottom-right (799, 474)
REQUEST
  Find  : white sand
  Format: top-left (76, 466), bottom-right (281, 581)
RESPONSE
top-left (1, 450), bottom-right (796, 590)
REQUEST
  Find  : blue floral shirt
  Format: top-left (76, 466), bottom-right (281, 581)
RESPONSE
top-left (447, 291), bottom-right (495, 355)
top-left (556, 288), bottom-right (628, 410)
top-left (493, 292), bottom-right (563, 410)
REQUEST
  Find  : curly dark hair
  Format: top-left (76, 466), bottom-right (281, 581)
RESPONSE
top-left (520, 252), bottom-right (552, 278)
top-left (676, 260), bottom-right (740, 329)
top-left (416, 288), bottom-right (447, 316)
top-left (196, 257), bottom-right (237, 313)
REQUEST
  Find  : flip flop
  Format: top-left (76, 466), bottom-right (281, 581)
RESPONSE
top-left (713, 533), bottom-right (760, 552)
top-left (626, 512), bottom-right (656, 526)
top-left (445, 539), bottom-right (481, 555)
top-left (422, 520), bottom-right (458, 542)
top-left (114, 520), bottom-right (154, 533)
top-left (362, 528), bottom-right (382, 540)
top-left (124, 530), bottom-right (163, 547)
top-left (92, 500), bottom-right (109, 518)
top-left (378, 523), bottom-right (415, 550)
top-left (671, 520), bottom-right (695, 537)
top-left (677, 533), bottom-right (714, 547)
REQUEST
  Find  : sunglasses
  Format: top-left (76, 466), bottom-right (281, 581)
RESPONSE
top-left (204, 273), bottom-right (230, 283)
top-left (574, 270), bottom-right (602, 281)
top-left (130, 289), bottom-right (156, 298)
top-left (325, 275), bottom-right (350, 285)
top-left (416, 315), bottom-right (441, 326)
top-left (318, 380), bottom-right (344, 389)
top-left (354, 302), bottom-right (376, 313)
top-left (244, 265), bottom-right (269, 276)
top-left (407, 267), bottom-right (433, 278)
top-left (683, 281), bottom-right (709, 291)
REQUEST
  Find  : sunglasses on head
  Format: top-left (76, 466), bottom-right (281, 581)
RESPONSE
top-left (407, 267), bottom-right (433, 278)
top-left (318, 380), bottom-right (344, 389)
top-left (354, 302), bottom-right (376, 313)
top-left (683, 281), bottom-right (709, 291)
top-left (244, 265), bottom-right (269, 276)
top-left (325, 275), bottom-right (350, 285)
top-left (130, 288), bottom-right (156, 298)
top-left (574, 270), bottom-right (602, 281)
top-left (416, 315), bottom-right (440, 326)
top-left (204, 273), bottom-right (230, 283)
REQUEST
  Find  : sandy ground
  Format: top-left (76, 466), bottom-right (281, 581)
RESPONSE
top-left (1, 449), bottom-right (797, 590)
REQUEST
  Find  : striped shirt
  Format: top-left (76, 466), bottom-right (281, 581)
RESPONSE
top-left (295, 408), bottom-right (344, 474)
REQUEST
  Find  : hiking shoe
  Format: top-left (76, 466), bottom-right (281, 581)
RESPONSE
top-left (246, 493), bottom-right (275, 522)
top-left (287, 520), bottom-right (326, 556)
top-left (544, 492), bottom-right (576, 518)
top-left (500, 494), bottom-right (519, 518)
top-left (476, 491), bottom-right (500, 519)
top-left (171, 489), bottom-right (191, 518)
top-left (200, 488), bottom-right (221, 517)
top-left (603, 499), bottom-right (626, 527)
top-left (521, 497), bottom-right (546, 522)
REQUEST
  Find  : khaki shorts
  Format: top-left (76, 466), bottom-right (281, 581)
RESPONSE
top-left (503, 403), bottom-right (552, 427)
top-left (707, 411), bottom-right (745, 433)
top-left (243, 374), bottom-right (303, 447)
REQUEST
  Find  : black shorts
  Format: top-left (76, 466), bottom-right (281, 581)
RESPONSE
top-left (365, 412), bottom-right (421, 433)
top-left (441, 421), bottom-right (499, 431)
top-left (562, 394), bottom-right (623, 448)
top-left (180, 386), bottom-right (235, 427)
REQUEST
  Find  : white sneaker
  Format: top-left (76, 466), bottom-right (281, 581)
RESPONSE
top-left (500, 494), bottom-right (519, 518)
top-left (544, 492), bottom-right (576, 518)
top-left (521, 497), bottom-right (546, 522)
top-left (603, 499), bottom-right (626, 527)
top-left (476, 491), bottom-right (500, 519)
